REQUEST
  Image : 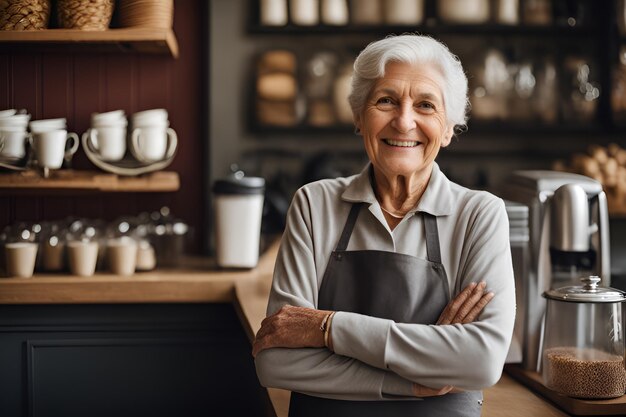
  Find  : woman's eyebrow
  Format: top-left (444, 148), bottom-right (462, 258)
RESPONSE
top-left (373, 87), bottom-right (441, 101)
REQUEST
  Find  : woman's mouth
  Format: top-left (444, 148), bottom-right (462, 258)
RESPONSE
top-left (382, 139), bottom-right (421, 147)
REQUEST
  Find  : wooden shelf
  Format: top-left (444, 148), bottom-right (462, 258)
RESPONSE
top-left (248, 23), bottom-right (597, 37)
top-left (0, 170), bottom-right (180, 193)
top-left (0, 28), bottom-right (179, 58)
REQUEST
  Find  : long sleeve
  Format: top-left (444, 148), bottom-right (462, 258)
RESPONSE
top-left (254, 187), bottom-right (415, 399)
top-left (330, 198), bottom-right (516, 390)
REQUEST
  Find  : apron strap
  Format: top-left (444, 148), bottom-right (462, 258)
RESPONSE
top-left (335, 203), bottom-right (363, 251)
top-left (423, 213), bottom-right (442, 264)
top-left (336, 204), bottom-right (442, 265)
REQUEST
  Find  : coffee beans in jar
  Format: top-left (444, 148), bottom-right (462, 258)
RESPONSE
top-left (544, 347), bottom-right (626, 399)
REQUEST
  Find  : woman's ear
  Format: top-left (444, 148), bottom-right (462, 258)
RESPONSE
top-left (441, 125), bottom-right (454, 147)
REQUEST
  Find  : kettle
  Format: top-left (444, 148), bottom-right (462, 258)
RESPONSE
top-left (541, 276), bottom-right (626, 399)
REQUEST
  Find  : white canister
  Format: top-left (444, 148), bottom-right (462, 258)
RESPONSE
top-left (438, 0), bottom-right (490, 24)
top-left (496, 0), bottom-right (519, 24)
top-left (213, 174), bottom-right (265, 269)
top-left (261, 0), bottom-right (288, 26)
top-left (290, 0), bottom-right (319, 25)
top-left (384, 0), bottom-right (424, 25)
top-left (321, 0), bottom-right (348, 25)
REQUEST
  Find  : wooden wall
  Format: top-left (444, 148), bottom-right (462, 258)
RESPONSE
top-left (0, 1), bottom-right (206, 252)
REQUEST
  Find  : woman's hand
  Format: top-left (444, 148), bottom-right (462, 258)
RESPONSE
top-left (411, 283), bottom-right (493, 397)
top-left (252, 305), bottom-right (331, 357)
top-left (436, 281), bottom-right (495, 325)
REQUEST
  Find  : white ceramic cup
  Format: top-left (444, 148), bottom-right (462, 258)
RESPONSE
top-left (0, 109), bottom-right (17, 118)
top-left (91, 110), bottom-right (126, 126)
top-left (83, 125), bottom-right (127, 161)
top-left (107, 237), bottom-right (138, 276)
top-left (30, 130), bottom-right (79, 169)
top-left (131, 109), bottom-right (168, 125)
top-left (67, 241), bottom-right (99, 277)
top-left (130, 126), bottom-right (177, 163)
top-left (0, 114), bottom-right (30, 130)
top-left (29, 118), bottom-right (67, 134)
top-left (5, 242), bottom-right (38, 278)
top-left (0, 130), bottom-right (30, 159)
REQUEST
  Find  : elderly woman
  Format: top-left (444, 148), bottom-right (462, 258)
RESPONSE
top-left (253, 34), bottom-right (515, 417)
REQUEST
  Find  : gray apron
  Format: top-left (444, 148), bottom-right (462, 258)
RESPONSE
top-left (289, 203), bottom-right (483, 417)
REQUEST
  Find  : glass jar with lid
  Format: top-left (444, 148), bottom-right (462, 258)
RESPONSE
top-left (542, 276), bottom-right (626, 399)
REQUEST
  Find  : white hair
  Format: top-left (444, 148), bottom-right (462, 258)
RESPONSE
top-left (348, 34), bottom-right (469, 130)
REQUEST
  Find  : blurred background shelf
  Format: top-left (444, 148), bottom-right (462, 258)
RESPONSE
top-left (0, 170), bottom-right (180, 194)
top-left (0, 28), bottom-right (179, 57)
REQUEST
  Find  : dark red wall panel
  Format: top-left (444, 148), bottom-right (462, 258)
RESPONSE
top-left (0, 0), bottom-right (205, 252)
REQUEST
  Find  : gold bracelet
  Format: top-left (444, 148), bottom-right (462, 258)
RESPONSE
top-left (320, 312), bottom-right (332, 332)
top-left (323, 311), bottom-right (336, 349)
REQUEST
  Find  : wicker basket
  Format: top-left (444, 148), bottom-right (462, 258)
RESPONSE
top-left (118, 0), bottom-right (173, 29)
top-left (0, 0), bottom-right (51, 30)
top-left (57, 0), bottom-right (114, 30)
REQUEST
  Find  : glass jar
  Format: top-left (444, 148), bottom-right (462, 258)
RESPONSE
top-left (542, 276), bottom-right (626, 399)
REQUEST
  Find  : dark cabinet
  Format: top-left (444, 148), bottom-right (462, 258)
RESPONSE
top-left (0, 303), bottom-right (267, 417)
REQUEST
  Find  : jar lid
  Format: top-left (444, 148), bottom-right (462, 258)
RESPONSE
top-left (544, 276), bottom-right (626, 303)
top-left (213, 171), bottom-right (265, 195)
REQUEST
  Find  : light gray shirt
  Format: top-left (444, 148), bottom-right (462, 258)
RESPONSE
top-left (255, 163), bottom-right (516, 400)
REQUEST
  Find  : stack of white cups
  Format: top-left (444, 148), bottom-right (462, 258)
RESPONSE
top-left (28, 117), bottom-right (79, 177)
top-left (0, 109), bottom-right (31, 162)
top-left (130, 109), bottom-right (177, 163)
top-left (84, 110), bottom-right (128, 161)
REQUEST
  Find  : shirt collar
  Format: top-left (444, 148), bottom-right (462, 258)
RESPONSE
top-left (341, 162), bottom-right (453, 216)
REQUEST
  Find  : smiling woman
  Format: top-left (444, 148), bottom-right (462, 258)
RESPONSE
top-left (357, 61), bottom-right (453, 225)
top-left (253, 34), bottom-right (515, 417)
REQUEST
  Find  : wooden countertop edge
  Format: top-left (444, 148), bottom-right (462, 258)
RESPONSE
top-left (0, 239), bottom-right (568, 417)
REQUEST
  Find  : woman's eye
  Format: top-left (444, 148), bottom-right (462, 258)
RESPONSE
top-left (376, 97), bottom-right (394, 106)
top-left (418, 102), bottom-right (436, 111)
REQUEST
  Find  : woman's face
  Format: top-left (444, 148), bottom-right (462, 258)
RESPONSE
top-left (355, 61), bottom-right (453, 182)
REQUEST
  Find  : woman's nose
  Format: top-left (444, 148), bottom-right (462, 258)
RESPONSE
top-left (391, 104), bottom-right (416, 133)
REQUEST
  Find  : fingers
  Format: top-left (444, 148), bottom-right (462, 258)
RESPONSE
top-left (437, 281), bottom-right (494, 325)
top-left (412, 383), bottom-right (454, 397)
top-left (462, 291), bottom-right (494, 324)
top-left (437, 282), bottom-right (476, 325)
top-left (450, 281), bottom-right (487, 323)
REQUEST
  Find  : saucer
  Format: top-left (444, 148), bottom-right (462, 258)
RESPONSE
top-left (0, 155), bottom-right (28, 171)
top-left (82, 133), bottom-right (176, 176)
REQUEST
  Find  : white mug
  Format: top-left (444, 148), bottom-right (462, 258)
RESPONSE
top-left (107, 237), bottom-right (138, 276)
top-left (29, 118), bottom-right (67, 134)
top-left (130, 126), bottom-right (177, 163)
top-left (67, 241), bottom-right (99, 277)
top-left (0, 130), bottom-right (30, 159)
top-left (5, 242), bottom-right (39, 278)
top-left (131, 109), bottom-right (168, 125)
top-left (30, 130), bottom-right (79, 170)
top-left (83, 126), bottom-right (127, 161)
top-left (91, 110), bottom-right (126, 126)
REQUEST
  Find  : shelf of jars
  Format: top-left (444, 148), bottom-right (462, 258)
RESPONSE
top-left (247, 22), bottom-right (597, 37)
top-left (247, 1), bottom-right (617, 136)
top-left (0, 28), bottom-right (179, 57)
top-left (250, 0), bottom-right (600, 34)
top-left (0, 170), bottom-right (180, 193)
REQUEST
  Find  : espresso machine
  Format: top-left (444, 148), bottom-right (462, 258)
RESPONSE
top-left (502, 170), bottom-right (611, 372)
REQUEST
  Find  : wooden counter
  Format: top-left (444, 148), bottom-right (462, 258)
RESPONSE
top-left (0, 241), bottom-right (568, 417)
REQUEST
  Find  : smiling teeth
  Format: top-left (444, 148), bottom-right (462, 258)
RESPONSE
top-left (384, 139), bottom-right (419, 147)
